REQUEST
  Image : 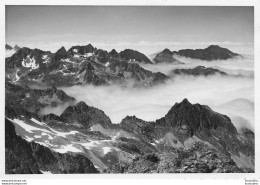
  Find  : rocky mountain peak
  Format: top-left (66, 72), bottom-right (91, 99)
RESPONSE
top-left (56, 46), bottom-right (67, 53)
top-left (173, 45), bottom-right (240, 61)
top-left (163, 99), bottom-right (238, 136)
top-left (53, 46), bottom-right (67, 61)
top-left (109, 49), bottom-right (119, 58)
top-left (119, 49), bottom-right (152, 64)
top-left (14, 45), bottom-right (21, 51)
top-left (5, 44), bottom-right (13, 50)
top-left (162, 48), bottom-right (172, 55)
top-left (60, 101), bottom-right (112, 128)
top-left (207, 45), bottom-right (221, 49)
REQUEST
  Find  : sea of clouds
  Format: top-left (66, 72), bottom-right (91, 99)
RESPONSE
top-left (43, 53), bottom-right (253, 133)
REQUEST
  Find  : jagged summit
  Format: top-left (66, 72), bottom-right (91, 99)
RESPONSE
top-left (153, 48), bottom-right (182, 64)
top-left (163, 98), bottom-right (238, 136)
top-left (56, 46), bottom-right (66, 53)
top-left (162, 48), bottom-right (172, 55)
top-left (5, 44), bottom-right (13, 50)
top-left (173, 45), bottom-right (240, 61)
top-left (67, 44), bottom-right (96, 55)
top-left (60, 101), bottom-right (112, 128)
top-left (109, 49), bottom-right (119, 58)
top-left (119, 49), bottom-right (153, 64)
top-left (14, 45), bottom-right (21, 51)
top-left (206, 45), bottom-right (221, 49)
top-left (170, 66), bottom-right (227, 76)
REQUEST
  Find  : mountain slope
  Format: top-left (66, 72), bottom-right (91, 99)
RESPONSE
top-left (5, 97), bottom-right (254, 173)
top-left (153, 48), bottom-right (183, 64)
top-left (173, 45), bottom-right (240, 61)
top-left (6, 118), bottom-right (99, 174)
top-left (170, 66), bottom-right (227, 76)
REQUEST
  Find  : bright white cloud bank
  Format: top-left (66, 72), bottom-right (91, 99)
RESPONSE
top-left (57, 54), bottom-right (254, 132)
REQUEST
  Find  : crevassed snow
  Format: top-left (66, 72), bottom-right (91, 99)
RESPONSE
top-left (53, 144), bottom-right (82, 153)
top-left (8, 118), bottom-right (37, 133)
top-left (8, 118), bottom-right (53, 134)
top-left (102, 147), bottom-right (112, 154)
top-left (22, 55), bottom-right (39, 70)
top-left (50, 129), bottom-right (79, 137)
top-left (31, 118), bottom-right (44, 126)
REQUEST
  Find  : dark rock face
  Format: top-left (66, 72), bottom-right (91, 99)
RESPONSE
top-left (6, 44), bottom-right (13, 50)
top-left (240, 127), bottom-right (254, 145)
top-left (95, 49), bottom-right (110, 64)
top-left (53, 46), bottom-right (67, 62)
top-left (154, 48), bottom-right (183, 64)
top-left (170, 66), bottom-right (227, 76)
top-left (173, 45), bottom-right (240, 61)
top-left (109, 49), bottom-right (119, 58)
top-left (117, 98), bottom-right (254, 172)
top-left (107, 59), bottom-right (169, 86)
top-left (120, 115), bottom-right (150, 135)
top-left (60, 101), bottom-right (112, 128)
top-left (162, 98), bottom-right (237, 136)
top-left (5, 118), bottom-right (99, 174)
top-left (107, 142), bottom-right (243, 173)
top-left (119, 49), bottom-right (153, 64)
top-left (5, 82), bottom-right (75, 114)
top-left (14, 45), bottom-right (21, 51)
top-left (67, 44), bottom-right (96, 56)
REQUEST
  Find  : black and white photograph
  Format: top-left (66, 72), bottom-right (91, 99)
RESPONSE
top-left (1, 1), bottom-right (260, 183)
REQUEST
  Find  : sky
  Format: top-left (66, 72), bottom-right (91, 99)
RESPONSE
top-left (5, 6), bottom-right (254, 54)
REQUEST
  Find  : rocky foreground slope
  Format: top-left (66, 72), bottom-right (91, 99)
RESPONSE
top-left (5, 83), bottom-right (254, 173)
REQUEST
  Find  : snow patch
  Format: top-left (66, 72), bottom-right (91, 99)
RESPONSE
top-left (24, 135), bottom-right (34, 142)
top-left (53, 130), bottom-right (79, 137)
top-left (53, 144), bottom-right (82, 153)
top-left (14, 71), bottom-right (20, 82)
top-left (103, 147), bottom-right (112, 154)
top-left (83, 53), bottom-right (93, 57)
top-left (22, 55), bottom-right (39, 70)
top-left (31, 118), bottom-right (44, 126)
top-left (40, 170), bottom-right (52, 174)
top-left (73, 49), bottom-right (78, 53)
top-left (42, 55), bottom-right (50, 64)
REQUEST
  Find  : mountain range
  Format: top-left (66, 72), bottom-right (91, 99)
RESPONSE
top-left (5, 43), bottom-right (254, 174)
top-left (5, 44), bottom-right (241, 88)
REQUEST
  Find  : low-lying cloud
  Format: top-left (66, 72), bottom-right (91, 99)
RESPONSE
top-left (40, 55), bottom-right (254, 132)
